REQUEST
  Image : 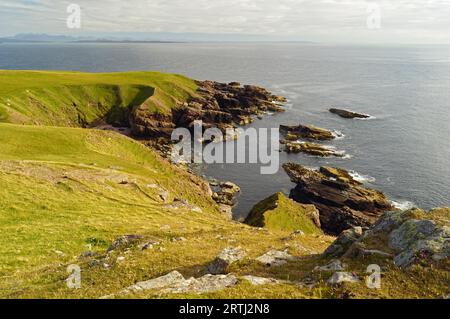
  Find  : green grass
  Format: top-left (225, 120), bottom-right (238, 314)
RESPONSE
top-left (0, 70), bottom-right (197, 126)
top-left (245, 193), bottom-right (322, 234)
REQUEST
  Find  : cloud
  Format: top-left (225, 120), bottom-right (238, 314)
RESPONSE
top-left (1, 0), bottom-right (450, 43)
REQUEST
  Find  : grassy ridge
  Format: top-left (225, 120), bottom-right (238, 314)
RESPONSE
top-left (0, 70), bottom-right (197, 125)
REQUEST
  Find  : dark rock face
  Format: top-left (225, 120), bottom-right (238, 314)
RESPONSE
top-left (130, 81), bottom-right (286, 138)
top-left (329, 108), bottom-right (370, 119)
top-left (283, 163), bottom-right (394, 235)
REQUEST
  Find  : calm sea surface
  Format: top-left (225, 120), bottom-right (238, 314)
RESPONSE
top-left (1, 42), bottom-right (449, 218)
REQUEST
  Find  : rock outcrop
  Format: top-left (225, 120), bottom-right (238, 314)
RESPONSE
top-left (283, 163), bottom-right (394, 235)
top-left (244, 192), bottom-right (321, 233)
top-left (131, 81), bottom-right (286, 138)
top-left (282, 141), bottom-right (345, 157)
top-left (323, 208), bottom-right (450, 269)
top-left (255, 249), bottom-right (296, 267)
top-left (205, 247), bottom-right (246, 274)
top-left (329, 108), bottom-right (370, 119)
top-left (280, 124), bottom-right (336, 141)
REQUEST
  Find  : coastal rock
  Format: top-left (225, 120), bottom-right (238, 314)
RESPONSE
top-left (212, 181), bottom-right (241, 207)
top-left (130, 80), bottom-right (286, 138)
top-left (329, 108), bottom-right (370, 119)
top-left (323, 208), bottom-right (450, 269)
top-left (283, 141), bottom-right (345, 157)
top-left (205, 247), bottom-right (246, 274)
top-left (280, 124), bottom-right (336, 140)
top-left (283, 163), bottom-right (394, 235)
top-left (244, 192), bottom-right (321, 232)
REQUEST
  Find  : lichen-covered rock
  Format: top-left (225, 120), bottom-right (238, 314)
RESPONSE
top-left (323, 208), bottom-right (450, 269)
top-left (256, 249), bottom-right (296, 266)
top-left (241, 275), bottom-right (280, 285)
top-left (205, 247), bottom-right (246, 274)
top-left (107, 234), bottom-right (143, 253)
top-left (314, 259), bottom-right (346, 271)
top-left (283, 163), bottom-right (394, 235)
top-left (244, 192), bottom-right (321, 233)
top-left (323, 227), bottom-right (363, 258)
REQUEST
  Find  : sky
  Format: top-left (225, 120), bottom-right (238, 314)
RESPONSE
top-left (1, 0), bottom-right (450, 43)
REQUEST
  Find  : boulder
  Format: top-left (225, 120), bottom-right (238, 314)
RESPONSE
top-left (205, 247), bottom-right (246, 274)
top-left (283, 163), bottom-right (394, 235)
top-left (314, 259), bottom-right (346, 271)
top-left (241, 275), bottom-right (280, 285)
top-left (323, 227), bottom-right (363, 258)
top-left (329, 108), bottom-right (371, 119)
top-left (244, 192), bottom-right (321, 233)
top-left (256, 249), bottom-right (296, 267)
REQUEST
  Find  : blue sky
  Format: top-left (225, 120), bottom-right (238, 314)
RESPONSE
top-left (1, 0), bottom-right (450, 43)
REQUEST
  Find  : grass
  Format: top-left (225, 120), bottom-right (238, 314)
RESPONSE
top-left (245, 192), bottom-right (322, 234)
top-left (0, 70), bottom-right (197, 126)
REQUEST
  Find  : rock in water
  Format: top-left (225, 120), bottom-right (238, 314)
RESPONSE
top-left (280, 124), bottom-right (336, 140)
top-left (283, 163), bottom-right (394, 235)
top-left (244, 192), bottom-right (321, 232)
top-left (205, 247), bottom-right (246, 274)
top-left (282, 141), bottom-right (345, 157)
top-left (329, 108), bottom-right (370, 119)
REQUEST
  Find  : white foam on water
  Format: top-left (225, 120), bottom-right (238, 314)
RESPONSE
top-left (349, 170), bottom-right (376, 183)
top-left (332, 130), bottom-right (345, 139)
top-left (390, 200), bottom-right (415, 210)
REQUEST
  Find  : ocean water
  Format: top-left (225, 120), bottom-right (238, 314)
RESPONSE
top-left (1, 42), bottom-right (449, 218)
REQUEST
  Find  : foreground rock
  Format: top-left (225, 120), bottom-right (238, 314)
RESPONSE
top-left (280, 124), bottom-right (336, 141)
top-left (205, 247), bottom-right (246, 274)
top-left (282, 141), bottom-right (345, 157)
top-left (256, 249), bottom-right (296, 266)
top-left (329, 108), bottom-right (370, 119)
top-left (131, 81), bottom-right (286, 138)
top-left (327, 272), bottom-right (360, 285)
top-left (283, 163), bottom-right (394, 235)
top-left (323, 208), bottom-right (450, 269)
top-left (244, 192), bottom-right (321, 232)
top-left (122, 271), bottom-right (239, 295)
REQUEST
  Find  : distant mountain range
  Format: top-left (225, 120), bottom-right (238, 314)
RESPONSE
top-left (0, 33), bottom-right (314, 43)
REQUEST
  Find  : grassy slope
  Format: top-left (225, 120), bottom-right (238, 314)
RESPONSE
top-left (0, 70), bottom-right (197, 125)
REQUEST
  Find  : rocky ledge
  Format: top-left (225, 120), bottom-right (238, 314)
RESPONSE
top-left (130, 80), bottom-right (286, 138)
top-left (329, 108), bottom-right (370, 119)
top-left (283, 163), bottom-right (394, 235)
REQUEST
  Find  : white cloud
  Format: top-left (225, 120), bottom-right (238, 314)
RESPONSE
top-left (1, 0), bottom-right (450, 43)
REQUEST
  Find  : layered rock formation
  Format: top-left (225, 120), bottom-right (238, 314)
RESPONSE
top-left (130, 81), bottom-right (286, 138)
top-left (283, 163), bottom-right (394, 235)
top-left (329, 108), bottom-right (370, 119)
